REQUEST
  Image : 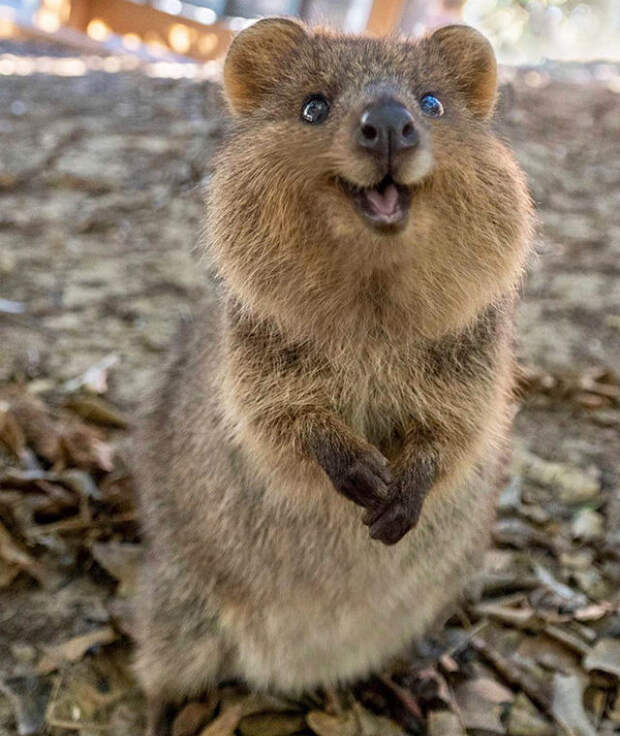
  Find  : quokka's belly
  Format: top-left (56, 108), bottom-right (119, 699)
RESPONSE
top-left (224, 468), bottom-right (496, 693)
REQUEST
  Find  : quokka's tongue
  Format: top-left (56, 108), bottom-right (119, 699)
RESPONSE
top-left (365, 183), bottom-right (399, 217)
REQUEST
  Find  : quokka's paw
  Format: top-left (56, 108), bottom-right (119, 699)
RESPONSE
top-left (323, 444), bottom-right (393, 511)
top-left (363, 457), bottom-right (436, 545)
top-left (363, 492), bottom-right (423, 545)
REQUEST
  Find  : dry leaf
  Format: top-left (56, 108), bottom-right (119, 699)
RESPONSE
top-left (0, 674), bottom-right (52, 736)
top-left (38, 627), bottom-right (119, 674)
top-left (551, 673), bottom-right (597, 736)
top-left (92, 541), bottom-right (142, 596)
top-left (474, 600), bottom-right (537, 628)
top-left (584, 638), bottom-right (620, 678)
top-left (0, 557), bottom-right (20, 588)
top-left (63, 353), bottom-right (119, 394)
top-left (65, 395), bottom-right (128, 428)
top-left (534, 564), bottom-right (588, 608)
top-left (0, 519), bottom-right (54, 587)
top-left (454, 678), bottom-right (510, 733)
top-left (0, 400), bottom-right (25, 458)
top-left (306, 709), bottom-right (358, 736)
top-left (199, 703), bottom-right (243, 736)
top-left (515, 450), bottom-right (601, 504)
top-left (507, 693), bottom-right (554, 736)
top-left (571, 509), bottom-right (605, 541)
top-left (172, 698), bottom-right (218, 736)
top-left (199, 694), bottom-right (293, 736)
top-left (352, 703), bottom-right (406, 735)
top-left (427, 710), bottom-right (466, 735)
top-left (238, 711), bottom-right (306, 736)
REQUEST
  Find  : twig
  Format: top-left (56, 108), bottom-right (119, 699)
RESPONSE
top-left (470, 636), bottom-right (552, 715)
top-left (28, 512), bottom-right (136, 537)
top-left (377, 673), bottom-right (423, 720)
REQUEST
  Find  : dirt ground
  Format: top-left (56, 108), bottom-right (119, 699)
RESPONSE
top-left (0, 40), bottom-right (618, 736)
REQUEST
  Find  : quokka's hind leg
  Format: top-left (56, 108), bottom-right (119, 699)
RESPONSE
top-left (136, 624), bottom-right (228, 736)
top-left (145, 699), bottom-right (176, 736)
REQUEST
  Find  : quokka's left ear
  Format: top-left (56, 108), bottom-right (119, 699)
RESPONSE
top-left (428, 25), bottom-right (498, 119)
top-left (223, 17), bottom-right (308, 116)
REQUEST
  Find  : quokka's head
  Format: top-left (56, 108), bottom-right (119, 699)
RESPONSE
top-left (210, 19), bottom-right (532, 337)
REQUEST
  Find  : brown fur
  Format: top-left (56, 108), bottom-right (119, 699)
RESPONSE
top-left (134, 19), bottom-right (533, 735)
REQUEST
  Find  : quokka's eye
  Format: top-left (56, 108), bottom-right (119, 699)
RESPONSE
top-left (301, 94), bottom-right (330, 124)
top-left (419, 93), bottom-right (444, 118)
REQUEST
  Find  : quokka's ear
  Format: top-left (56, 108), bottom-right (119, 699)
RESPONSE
top-left (428, 25), bottom-right (497, 119)
top-left (223, 17), bottom-right (308, 115)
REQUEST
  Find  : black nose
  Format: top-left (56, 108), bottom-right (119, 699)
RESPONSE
top-left (357, 101), bottom-right (419, 160)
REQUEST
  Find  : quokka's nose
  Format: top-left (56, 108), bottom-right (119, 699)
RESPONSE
top-left (357, 101), bottom-right (419, 160)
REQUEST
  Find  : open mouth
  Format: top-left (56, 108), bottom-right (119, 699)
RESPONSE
top-left (339, 174), bottom-right (412, 230)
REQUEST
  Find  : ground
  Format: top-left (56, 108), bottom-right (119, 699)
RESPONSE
top-left (0, 40), bottom-right (618, 736)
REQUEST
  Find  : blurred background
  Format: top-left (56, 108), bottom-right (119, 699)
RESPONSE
top-left (0, 2), bottom-right (619, 736)
top-left (0, 0), bottom-right (619, 70)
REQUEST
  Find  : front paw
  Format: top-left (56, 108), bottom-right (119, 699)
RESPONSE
top-left (363, 492), bottom-right (423, 545)
top-left (363, 458), bottom-right (436, 545)
top-left (322, 445), bottom-right (393, 510)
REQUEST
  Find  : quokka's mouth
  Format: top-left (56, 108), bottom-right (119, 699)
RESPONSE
top-left (338, 174), bottom-right (412, 231)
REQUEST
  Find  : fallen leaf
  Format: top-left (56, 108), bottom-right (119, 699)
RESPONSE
top-left (454, 678), bottom-right (512, 734)
top-left (238, 711), bottom-right (306, 736)
top-left (0, 400), bottom-right (25, 458)
top-left (0, 519), bottom-right (57, 587)
top-left (515, 450), bottom-right (601, 504)
top-left (584, 638), bottom-right (620, 678)
top-left (534, 563), bottom-right (588, 608)
top-left (354, 702), bottom-right (406, 735)
top-left (44, 647), bottom-right (137, 731)
top-left (572, 603), bottom-right (612, 622)
top-left (551, 673), bottom-right (597, 736)
top-left (571, 509), bottom-right (605, 541)
top-left (0, 557), bottom-right (20, 588)
top-left (173, 698), bottom-right (218, 736)
top-left (493, 518), bottom-right (555, 550)
top-left (306, 709), bottom-right (358, 736)
top-left (63, 353), bottom-right (119, 394)
top-left (473, 600), bottom-right (537, 628)
top-left (92, 541), bottom-right (142, 596)
top-left (507, 693), bottom-right (554, 736)
top-left (65, 395), bottom-right (128, 428)
top-left (0, 675), bottom-right (52, 736)
top-left (427, 710), bottom-right (466, 735)
top-left (199, 703), bottom-right (243, 736)
top-left (38, 627), bottom-right (119, 674)
top-left (199, 694), bottom-right (294, 736)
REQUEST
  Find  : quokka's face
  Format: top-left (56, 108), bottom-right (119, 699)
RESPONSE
top-left (222, 19), bottom-right (501, 243)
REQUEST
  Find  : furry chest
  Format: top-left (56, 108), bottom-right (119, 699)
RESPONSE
top-left (332, 353), bottom-right (421, 446)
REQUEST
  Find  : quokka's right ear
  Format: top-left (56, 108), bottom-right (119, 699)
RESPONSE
top-left (223, 17), bottom-right (308, 116)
